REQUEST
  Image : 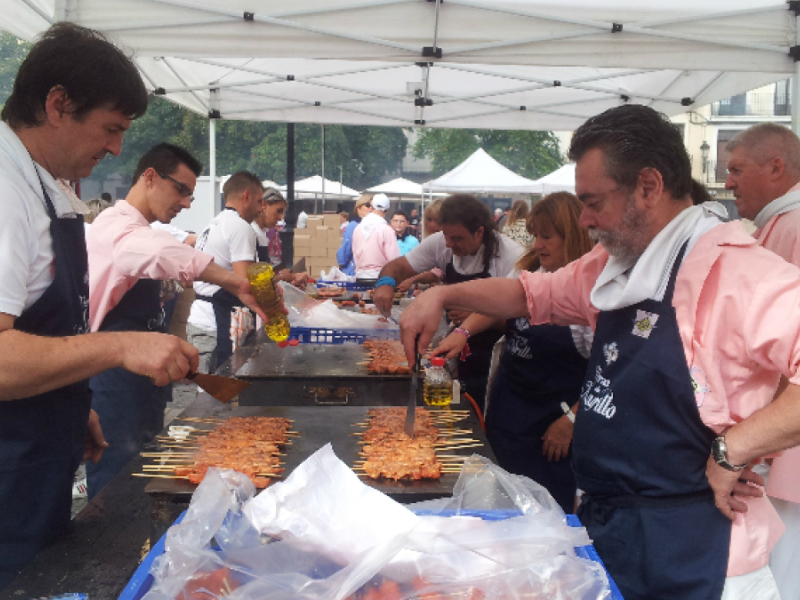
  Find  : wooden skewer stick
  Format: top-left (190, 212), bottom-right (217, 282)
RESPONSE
top-left (435, 443), bottom-right (484, 451)
top-left (132, 473), bottom-right (189, 480)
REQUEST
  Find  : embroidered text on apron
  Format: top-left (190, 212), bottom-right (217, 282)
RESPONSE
top-left (0, 183), bottom-right (91, 589)
top-left (572, 245), bottom-right (730, 600)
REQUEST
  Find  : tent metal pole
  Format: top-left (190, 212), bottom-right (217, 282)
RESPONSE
top-left (321, 125), bottom-right (325, 214)
top-left (209, 117), bottom-right (216, 212)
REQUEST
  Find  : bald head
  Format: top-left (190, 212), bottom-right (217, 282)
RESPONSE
top-left (725, 123), bottom-right (800, 219)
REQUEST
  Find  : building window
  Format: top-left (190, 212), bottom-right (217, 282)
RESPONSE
top-left (715, 130), bottom-right (743, 183)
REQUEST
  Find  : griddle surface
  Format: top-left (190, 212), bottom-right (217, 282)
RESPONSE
top-left (235, 343), bottom-right (409, 380)
top-left (144, 404), bottom-right (489, 500)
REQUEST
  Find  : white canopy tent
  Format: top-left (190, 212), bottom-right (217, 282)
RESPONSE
top-left (423, 148), bottom-right (542, 194)
top-left (279, 175), bottom-right (359, 213)
top-left (2, 1), bottom-right (799, 131)
top-left (529, 163), bottom-right (577, 195)
top-left (366, 177), bottom-right (447, 199)
top-left (4, 0), bottom-right (800, 211)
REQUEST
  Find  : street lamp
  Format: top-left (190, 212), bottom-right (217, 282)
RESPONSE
top-left (700, 140), bottom-right (710, 175)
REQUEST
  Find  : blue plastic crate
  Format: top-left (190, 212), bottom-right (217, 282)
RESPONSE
top-left (120, 510), bottom-right (623, 600)
top-left (289, 326), bottom-right (399, 344)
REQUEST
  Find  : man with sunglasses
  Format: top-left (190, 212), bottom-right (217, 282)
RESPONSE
top-left (85, 146), bottom-right (267, 498)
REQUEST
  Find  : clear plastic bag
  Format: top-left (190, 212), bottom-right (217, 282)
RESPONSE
top-left (279, 281), bottom-right (399, 333)
top-left (142, 445), bottom-right (611, 600)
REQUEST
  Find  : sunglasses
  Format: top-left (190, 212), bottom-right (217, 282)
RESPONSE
top-left (158, 172), bottom-right (194, 200)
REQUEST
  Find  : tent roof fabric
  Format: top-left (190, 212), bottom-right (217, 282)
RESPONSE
top-left (423, 148), bottom-right (542, 194)
top-left (1, 1), bottom-right (795, 131)
top-left (529, 163), bottom-right (576, 194)
top-left (280, 175), bottom-right (360, 198)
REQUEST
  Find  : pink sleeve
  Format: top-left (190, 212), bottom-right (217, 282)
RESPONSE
top-left (519, 244), bottom-right (606, 329)
top-left (113, 228), bottom-right (214, 282)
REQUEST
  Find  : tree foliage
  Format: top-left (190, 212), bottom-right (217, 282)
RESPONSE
top-left (413, 128), bottom-right (563, 179)
top-left (0, 32), bottom-right (30, 107)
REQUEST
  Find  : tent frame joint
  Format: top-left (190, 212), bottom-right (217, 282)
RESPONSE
top-left (611, 23), bottom-right (623, 33)
top-left (789, 1), bottom-right (800, 16)
top-left (790, 46), bottom-right (800, 62)
top-left (422, 46), bottom-right (443, 58)
top-left (243, 11), bottom-right (254, 21)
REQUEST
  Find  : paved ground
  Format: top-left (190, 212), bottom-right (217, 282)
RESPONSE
top-left (71, 381), bottom-right (198, 517)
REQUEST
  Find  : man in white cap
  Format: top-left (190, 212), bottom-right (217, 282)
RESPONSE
top-left (352, 193), bottom-right (400, 281)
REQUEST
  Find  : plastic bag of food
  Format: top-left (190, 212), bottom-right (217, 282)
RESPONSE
top-left (142, 445), bottom-right (610, 600)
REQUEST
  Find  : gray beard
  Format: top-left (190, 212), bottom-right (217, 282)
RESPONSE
top-left (588, 195), bottom-right (650, 261)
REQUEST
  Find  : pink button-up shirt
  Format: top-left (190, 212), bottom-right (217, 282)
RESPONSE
top-left (87, 200), bottom-right (213, 331)
top-left (754, 192), bottom-right (800, 506)
top-left (519, 220), bottom-right (800, 577)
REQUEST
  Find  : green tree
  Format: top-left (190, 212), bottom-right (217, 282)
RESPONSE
top-left (413, 128), bottom-right (562, 179)
top-left (0, 32), bottom-right (30, 107)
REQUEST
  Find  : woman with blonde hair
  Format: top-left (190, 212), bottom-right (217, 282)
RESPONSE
top-left (501, 199), bottom-right (535, 249)
top-left (432, 192), bottom-right (594, 512)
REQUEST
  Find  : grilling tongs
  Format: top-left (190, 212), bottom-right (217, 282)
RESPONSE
top-left (404, 334), bottom-right (422, 437)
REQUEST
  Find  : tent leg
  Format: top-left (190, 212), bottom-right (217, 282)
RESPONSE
top-left (209, 118), bottom-right (216, 211)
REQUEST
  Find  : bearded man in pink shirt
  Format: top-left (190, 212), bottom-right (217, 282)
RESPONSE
top-left (85, 143), bottom-right (267, 498)
top-left (725, 122), bottom-right (800, 599)
top-left (352, 193), bottom-right (400, 281)
top-left (400, 104), bottom-right (800, 600)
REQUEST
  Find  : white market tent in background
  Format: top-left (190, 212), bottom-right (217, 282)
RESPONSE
top-left (423, 149), bottom-right (542, 195)
top-left (366, 177), bottom-right (447, 200)
top-left (529, 163), bottom-right (577, 195)
top-left (279, 175), bottom-right (359, 212)
top-left (2, 1), bottom-right (799, 132)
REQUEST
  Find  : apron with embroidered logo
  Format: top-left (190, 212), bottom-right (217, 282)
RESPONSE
top-left (572, 246), bottom-right (730, 600)
top-left (0, 183), bottom-right (91, 588)
top-left (87, 277), bottom-right (170, 498)
top-left (486, 319), bottom-right (586, 513)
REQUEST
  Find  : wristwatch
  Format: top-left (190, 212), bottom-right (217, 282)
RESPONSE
top-left (711, 435), bottom-right (748, 472)
top-left (560, 401), bottom-right (576, 424)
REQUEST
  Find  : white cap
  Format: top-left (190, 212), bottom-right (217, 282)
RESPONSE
top-left (372, 193), bottom-right (390, 211)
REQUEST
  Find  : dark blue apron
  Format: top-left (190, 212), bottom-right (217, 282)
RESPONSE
top-left (486, 319), bottom-right (586, 513)
top-left (443, 261), bottom-right (502, 411)
top-left (194, 207), bottom-right (250, 372)
top-left (573, 246), bottom-right (730, 600)
top-left (0, 183), bottom-right (91, 589)
top-left (86, 277), bottom-right (170, 498)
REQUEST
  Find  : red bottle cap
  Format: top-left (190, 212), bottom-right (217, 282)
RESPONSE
top-left (431, 357), bottom-right (446, 367)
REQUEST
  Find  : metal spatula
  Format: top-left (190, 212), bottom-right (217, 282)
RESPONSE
top-left (188, 372), bottom-right (251, 404)
top-left (404, 334), bottom-right (422, 437)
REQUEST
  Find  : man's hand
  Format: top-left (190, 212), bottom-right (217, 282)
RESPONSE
top-left (290, 272), bottom-right (309, 290)
top-left (373, 285), bottom-right (395, 317)
top-left (235, 278), bottom-right (269, 323)
top-left (84, 409), bottom-right (108, 463)
top-left (117, 332), bottom-right (199, 386)
top-left (397, 277), bottom-right (415, 295)
top-left (399, 286), bottom-right (447, 365)
top-left (542, 416), bottom-right (573, 461)
top-left (430, 330), bottom-right (468, 360)
top-left (706, 457), bottom-right (764, 521)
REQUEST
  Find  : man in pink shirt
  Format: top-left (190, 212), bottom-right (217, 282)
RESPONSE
top-left (725, 122), bottom-right (800, 598)
top-left (400, 105), bottom-right (800, 599)
top-left (86, 143), bottom-right (266, 498)
top-left (352, 193), bottom-right (400, 280)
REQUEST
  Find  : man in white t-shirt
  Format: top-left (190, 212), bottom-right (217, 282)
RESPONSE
top-left (187, 171), bottom-right (264, 372)
top-left (374, 194), bottom-right (523, 407)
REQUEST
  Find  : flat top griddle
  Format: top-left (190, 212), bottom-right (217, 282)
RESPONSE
top-left (235, 343), bottom-right (409, 380)
top-left (144, 402), bottom-right (492, 501)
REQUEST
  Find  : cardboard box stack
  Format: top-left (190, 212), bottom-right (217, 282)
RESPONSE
top-left (293, 214), bottom-right (343, 278)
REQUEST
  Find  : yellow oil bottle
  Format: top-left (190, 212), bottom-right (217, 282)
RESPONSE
top-left (246, 263), bottom-right (290, 342)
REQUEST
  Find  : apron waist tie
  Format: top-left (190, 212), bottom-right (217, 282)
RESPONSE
top-left (586, 488), bottom-right (713, 510)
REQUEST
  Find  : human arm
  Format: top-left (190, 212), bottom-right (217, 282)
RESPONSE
top-left (397, 270), bottom-right (440, 294)
top-left (373, 256), bottom-right (418, 316)
top-left (84, 409), bottom-right (108, 463)
top-left (430, 313), bottom-right (501, 360)
top-left (0, 312), bottom-right (200, 400)
top-left (336, 223), bottom-right (355, 267)
top-left (542, 405), bottom-right (576, 461)
top-left (709, 383), bottom-right (800, 520)
top-left (198, 261), bottom-right (268, 323)
top-left (399, 278), bottom-right (529, 365)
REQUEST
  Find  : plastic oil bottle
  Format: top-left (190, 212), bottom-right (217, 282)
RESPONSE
top-left (423, 357), bottom-right (453, 406)
top-left (246, 263), bottom-right (290, 342)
